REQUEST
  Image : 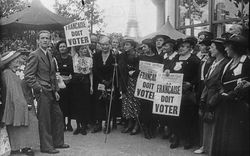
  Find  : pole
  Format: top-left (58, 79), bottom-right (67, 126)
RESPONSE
top-left (104, 57), bottom-right (117, 143)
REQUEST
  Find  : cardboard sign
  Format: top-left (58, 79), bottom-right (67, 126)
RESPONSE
top-left (134, 61), bottom-right (164, 101)
top-left (153, 73), bottom-right (183, 116)
top-left (64, 21), bottom-right (91, 47)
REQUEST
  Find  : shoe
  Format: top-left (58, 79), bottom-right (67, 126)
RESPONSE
top-left (66, 124), bottom-right (73, 132)
top-left (121, 126), bottom-right (133, 133)
top-left (170, 135), bottom-right (179, 149)
top-left (80, 128), bottom-right (87, 135)
top-left (41, 149), bottom-right (59, 154)
top-left (20, 148), bottom-right (34, 156)
top-left (194, 146), bottom-right (204, 154)
top-left (143, 128), bottom-right (151, 139)
top-left (130, 127), bottom-right (140, 135)
top-left (73, 128), bottom-right (81, 135)
top-left (91, 125), bottom-right (102, 133)
top-left (54, 144), bottom-right (70, 149)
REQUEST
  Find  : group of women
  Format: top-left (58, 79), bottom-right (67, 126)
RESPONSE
top-left (0, 23), bottom-right (249, 156)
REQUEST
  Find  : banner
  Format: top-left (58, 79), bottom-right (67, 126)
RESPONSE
top-left (153, 73), bottom-right (183, 116)
top-left (134, 61), bottom-right (164, 101)
top-left (64, 21), bottom-right (91, 47)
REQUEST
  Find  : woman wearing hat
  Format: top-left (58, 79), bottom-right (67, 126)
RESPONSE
top-left (55, 40), bottom-right (74, 132)
top-left (165, 37), bottom-right (200, 149)
top-left (139, 38), bottom-right (162, 139)
top-left (119, 38), bottom-right (141, 135)
top-left (1, 51), bottom-right (39, 155)
top-left (194, 38), bottom-right (229, 154)
top-left (210, 35), bottom-right (249, 156)
top-left (152, 35), bottom-right (170, 56)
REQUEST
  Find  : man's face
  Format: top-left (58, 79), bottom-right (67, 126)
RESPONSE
top-left (155, 37), bottom-right (164, 48)
top-left (38, 32), bottom-right (50, 49)
top-left (178, 43), bottom-right (192, 56)
top-left (199, 43), bottom-right (207, 53)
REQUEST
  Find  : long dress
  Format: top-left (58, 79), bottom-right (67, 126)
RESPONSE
top-left (210, 55), bottom-right (250, 156)
top-left (167, 53), bottom-right (200, 142)
top-left (1, 69), bottom-right (39, 151)
top-left (55, 55), bottom-right (74, 118)
top-left (119, 50), bottom-right (140, 119)
top-left (70, 54), bottom-right (92, 124)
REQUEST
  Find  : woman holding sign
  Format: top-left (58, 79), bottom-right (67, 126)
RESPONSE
top-left (166, 37), bottom-right (200, 149)
top-left (139, 38), bottom-right (162, 139)
top-left (70, 45), bottom-right (93, 135)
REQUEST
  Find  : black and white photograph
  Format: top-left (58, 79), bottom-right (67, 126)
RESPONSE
top-left (0, 0), bottom-right (249, 155)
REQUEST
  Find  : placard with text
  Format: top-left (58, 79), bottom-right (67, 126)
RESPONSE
top-left (64, 21), bottom-right (91, 47)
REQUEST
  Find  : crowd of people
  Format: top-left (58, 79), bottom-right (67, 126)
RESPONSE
top-left (0, 23), bottom-right (249, 156)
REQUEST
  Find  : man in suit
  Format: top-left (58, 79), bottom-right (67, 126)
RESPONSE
top-left (24, 30), bottom-right (69, 154)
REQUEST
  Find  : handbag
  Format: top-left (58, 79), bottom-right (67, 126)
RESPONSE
top-left (203, 111), bottom-right (215, 123)
top-left (56, 73), bottom-right (66, 89)
top-left (0, 127), bottom-right (11, 156)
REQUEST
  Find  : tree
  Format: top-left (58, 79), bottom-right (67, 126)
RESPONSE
top-left (54, 0), bottom-right (105, 34)
top-left (0, 0), bottom-right (29, 18)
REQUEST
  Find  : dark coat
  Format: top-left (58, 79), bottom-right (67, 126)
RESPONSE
top-left (201, 58), bottom-right (229, 111)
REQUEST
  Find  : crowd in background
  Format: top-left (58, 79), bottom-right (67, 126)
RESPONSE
top-left (0, 22), bottom-right (249, 156)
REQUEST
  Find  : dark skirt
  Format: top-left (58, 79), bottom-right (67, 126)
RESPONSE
top-left (210, 97), bottom-right (249, 156)
top-left (58, 83), bottom-right (71, 117)
top-left (70, 74), bottom-right (91, 122)
top-left (122, 77), bottom-right (141, 119)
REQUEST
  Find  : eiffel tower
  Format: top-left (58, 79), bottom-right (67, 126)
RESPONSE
top-left (125, 0), bottom-right (140, 40)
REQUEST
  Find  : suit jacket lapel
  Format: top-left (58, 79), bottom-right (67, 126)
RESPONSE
top-left (38, 48), bottom-right (50, 67)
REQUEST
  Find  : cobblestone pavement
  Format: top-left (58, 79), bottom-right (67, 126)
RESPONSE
top-left (11, 123), bottom-right (201, 156)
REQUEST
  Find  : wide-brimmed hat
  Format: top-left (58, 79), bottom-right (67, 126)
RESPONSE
top-left (163, 39), bottom-right (176, 45)
top-left (177, 36), bottom-right (198, 48)
top-left (0, 51), bottom-right (21, 68)
top-left (224, 34), bottom-right (248, 47)
top-left (211, 38), bottom-right (225, 44)
top-left (152, 35), bottom-right (170, 43)
top-left (123, 38), bottom-right (137, 48)
top-left (141, 38), bottom-right (154, 49)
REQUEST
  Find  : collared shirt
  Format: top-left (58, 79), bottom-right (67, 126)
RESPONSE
top-left (40, 47), bottom-right (47, 55)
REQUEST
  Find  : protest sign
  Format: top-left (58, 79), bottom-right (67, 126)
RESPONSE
top-left (134, 61), bottom-right (164, 101)
top-left (64, 21), bottom-right (91, 47)
top-left (153, 73), bottom-right (183, 116)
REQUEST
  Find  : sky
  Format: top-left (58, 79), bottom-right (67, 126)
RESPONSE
top-left (40, 0), bottom-right (156, 37)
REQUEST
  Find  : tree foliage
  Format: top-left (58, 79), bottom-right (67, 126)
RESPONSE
top-left (0, 0), bottom-right (29, 18)
top-left (54, 0), bottom-right (105, 33)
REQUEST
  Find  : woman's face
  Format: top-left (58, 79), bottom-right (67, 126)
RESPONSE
top-left (155, 37), bottom-right (164, 48)
top-left (162, 43), bottom-right (173, 54)
top-left (79, 45), bottom-right (89, 56)
top-left (225, 44), bottom-right (235, 58)
top-left (9, 56), bottom-right (21, 70)
top-left (209, 43), bottom-right (219, 58)
top-left (100, 41), bottom-right (110, 53)
top-left (124, 42), bottom-right (133, 51)
top-left (199, 43), bottom-right (207, 53)
top-left (141, 44), bottom-right (150, 54)
top-left (178, 43), bottom-right (191, 56)
top-left (111, 39), bottom-right (119, 49)
top-left (59, 42), bottom-right (67, 54)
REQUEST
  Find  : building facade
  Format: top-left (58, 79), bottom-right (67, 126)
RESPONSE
top-left (153, 0), bottom-right (249, 37)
